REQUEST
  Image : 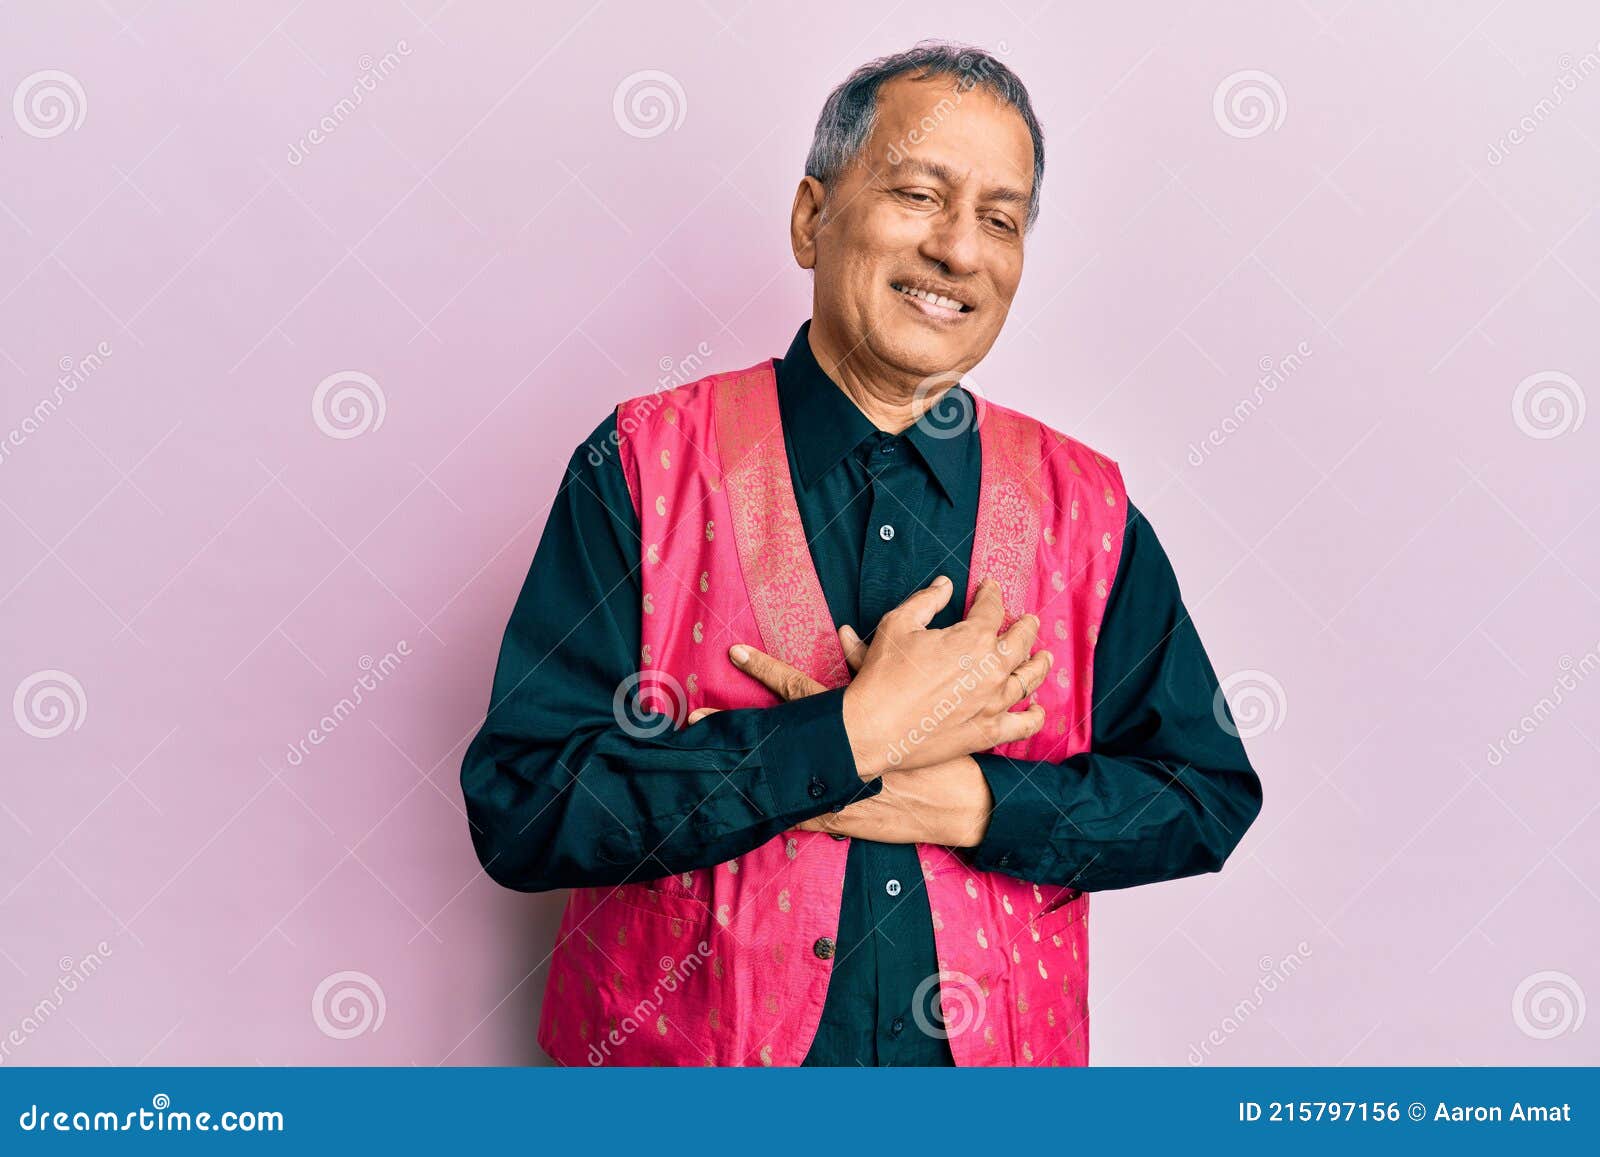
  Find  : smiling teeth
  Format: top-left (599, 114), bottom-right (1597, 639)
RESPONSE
top-left (893, 282), bottom-right (967, 312)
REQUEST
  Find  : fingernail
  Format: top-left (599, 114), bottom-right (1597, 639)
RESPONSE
top-left (933, 574), bottom-right (950, 587)
top-left (730, 644), bottom-right (749, 663)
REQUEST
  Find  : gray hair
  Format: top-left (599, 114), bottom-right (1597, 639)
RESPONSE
top-left (804, 40), bottom-right (1045, 231)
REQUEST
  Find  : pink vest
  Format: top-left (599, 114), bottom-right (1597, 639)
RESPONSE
top-left (537, 359), bottom-right (1126, 1066)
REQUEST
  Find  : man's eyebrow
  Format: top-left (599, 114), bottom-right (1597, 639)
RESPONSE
top-left (890, 157), bottom-right (1031, 207)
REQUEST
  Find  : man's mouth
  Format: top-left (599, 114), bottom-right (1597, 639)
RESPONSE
top-left (890, 280), bottom-right (973, 320)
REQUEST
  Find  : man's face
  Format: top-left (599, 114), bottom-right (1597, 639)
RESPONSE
top-left (796, 72), bottom-right (1034, 381)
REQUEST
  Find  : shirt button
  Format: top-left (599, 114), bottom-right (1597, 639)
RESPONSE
top-left (813, 936), bottom-right (836, 960)
top-left (807, 776), bottom-right (826, 799)
top-left (885, 879), bottom-right (902, 897)
top-left (878, 524), bottom-right (895, 541)
top-left (890, 1016), bottom-right (905, 1036)
top-left (879, 442), bottom-right (897, 455)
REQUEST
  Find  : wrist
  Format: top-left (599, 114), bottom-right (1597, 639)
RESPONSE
top-left (841, 683), bottom-right (890, 781)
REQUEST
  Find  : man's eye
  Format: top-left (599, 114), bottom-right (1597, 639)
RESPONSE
top-left (988, 216), bottom-right (1015, 232)
top-left (899, 190), bottom-right (934, 203)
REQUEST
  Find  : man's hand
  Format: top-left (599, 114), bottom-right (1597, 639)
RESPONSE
top-left (685, 602), bottom-right (1023, 846)
top-left (691, 578), bottom-right (1049, 779)
top-left (791, 756), bottom-right (995, 846)
top-left (840, 576), bottom-right (1050, 778)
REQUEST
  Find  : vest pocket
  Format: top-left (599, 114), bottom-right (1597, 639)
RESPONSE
top-left (601, 880), bottom-right (717, 928)
top-left (1032, 887), bottom-right (1085, 938)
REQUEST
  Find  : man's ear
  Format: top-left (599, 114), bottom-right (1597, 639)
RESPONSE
top-left (789, 176), bottom-right (826, 270)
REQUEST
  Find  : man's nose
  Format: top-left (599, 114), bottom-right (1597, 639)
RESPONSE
top-left (919, 208), bottom-right (983, 277)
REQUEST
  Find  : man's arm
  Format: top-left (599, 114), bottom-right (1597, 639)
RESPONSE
top-left (459, 413), bottom-right (877, 893)
top-left (965, 499), bottom-right (1264, 890)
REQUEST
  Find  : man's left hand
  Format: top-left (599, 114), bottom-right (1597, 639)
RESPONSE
top-left (686, 630), bottom-right (996, 846)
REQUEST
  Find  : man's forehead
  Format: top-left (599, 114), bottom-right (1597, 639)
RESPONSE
top-left (869, 76), bottom-right (1033, 178)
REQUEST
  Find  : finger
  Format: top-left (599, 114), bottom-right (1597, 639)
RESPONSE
top-left (1008, 649), bottom-right (1052, 701)
top-left (838, 624), bottom-right (868, 673)
top-left (729, 643), bottom-right (826, 702)
top-left (966, 577), bottom-right (1005, 632)
top-left (686, 706), bottom-right (722, 725)
top-left (990, 702), bottom-right (1047, 746)
top-left (995, 611), bottom-right (1040, 667)
top-left (885, 574), bottom-right (953, 631)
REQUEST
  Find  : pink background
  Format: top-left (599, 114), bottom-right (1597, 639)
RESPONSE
top-left (2, 2), bottom-right (1597, 1066)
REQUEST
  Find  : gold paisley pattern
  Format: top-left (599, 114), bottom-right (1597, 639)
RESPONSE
top-left (713, 367), bottom-right (849, 687)
top-left (537, 375), bottom-right (1122, 1069)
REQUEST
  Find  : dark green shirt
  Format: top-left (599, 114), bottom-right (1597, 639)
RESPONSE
top-left (461, 320), bottom-right (1263, 1066)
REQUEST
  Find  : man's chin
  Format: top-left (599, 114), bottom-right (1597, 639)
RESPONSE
top-left (875, 326), bottom-right (979, 381)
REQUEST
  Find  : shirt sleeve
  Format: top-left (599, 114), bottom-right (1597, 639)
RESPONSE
top-left (460, 411), bottom-right (879, 893)
top-left (965, 499), bottom-right (1264, 890)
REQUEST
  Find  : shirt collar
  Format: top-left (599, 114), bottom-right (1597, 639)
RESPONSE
top-left (775, 319), bottom-right (970, 504)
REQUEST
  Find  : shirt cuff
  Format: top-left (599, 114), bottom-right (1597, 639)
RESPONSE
top-left (759, 686), bottom-right (883, 819)
top-left (965, 753), bottom-right (1058, 876)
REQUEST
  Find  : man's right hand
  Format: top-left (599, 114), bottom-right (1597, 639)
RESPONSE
top-left (841, 575), bottom-right (1051, 779)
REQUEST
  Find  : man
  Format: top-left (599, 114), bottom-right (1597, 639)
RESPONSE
top-left (461, 41), bottom-right (1262, 1067)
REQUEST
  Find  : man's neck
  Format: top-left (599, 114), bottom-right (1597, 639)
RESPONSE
top-left (806, 318), bottom-right (951, 436)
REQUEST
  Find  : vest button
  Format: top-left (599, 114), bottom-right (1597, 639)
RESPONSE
top-left (813, 936), bottom-right (836, 960)
top-left (807, 776), bottom-right (826, 799)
